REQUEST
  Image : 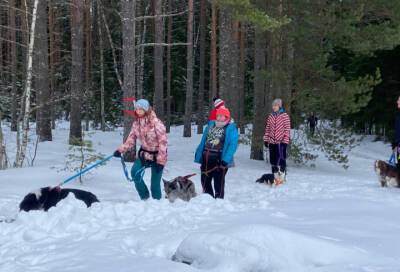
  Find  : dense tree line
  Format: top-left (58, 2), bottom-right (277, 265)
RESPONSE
top-left (0, 0), bottom-right (400, 168)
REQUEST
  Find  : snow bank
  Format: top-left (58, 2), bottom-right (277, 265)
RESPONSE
top-left (173, 224), bottom-right (380, 272)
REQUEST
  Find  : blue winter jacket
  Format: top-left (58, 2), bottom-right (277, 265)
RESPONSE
top-left (194, 121), bottom-right (239, 167)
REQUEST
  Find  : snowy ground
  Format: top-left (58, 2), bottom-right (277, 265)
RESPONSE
top-left (1, 122), bottom-right (400, 272)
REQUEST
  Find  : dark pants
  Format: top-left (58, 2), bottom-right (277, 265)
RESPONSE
top-left (269, 143), bottom-right (287, 173)
top-left (201, 151), bottom-right (228, 199)
top-left (310, 125), bottom-right (316, 136)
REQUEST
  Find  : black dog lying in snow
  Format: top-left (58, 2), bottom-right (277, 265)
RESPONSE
top-left (19, 186), bottom-right (99, 212)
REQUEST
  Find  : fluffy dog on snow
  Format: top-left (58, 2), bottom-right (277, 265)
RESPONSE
top-left (374, 160), bottom-right (400, 188)
top-left (19, 186), bottom-right (99, 212)
top-left (256, 170), bottom-right (286, 186)
top-left (163, 174), bottom-right (197, 203)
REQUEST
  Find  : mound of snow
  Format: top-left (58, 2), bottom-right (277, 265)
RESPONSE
top-left (172, 224), bottom-right (378, 272)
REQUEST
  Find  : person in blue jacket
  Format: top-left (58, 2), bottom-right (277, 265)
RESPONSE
top-left (195, 107), bottom-right (239, 199)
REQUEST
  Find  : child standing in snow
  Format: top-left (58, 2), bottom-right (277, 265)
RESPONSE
top-left (263, 98), bottom-right (291, 178)
top-left (195, 107), bottom-right (239, 199)
top-left (114, 99), bottom-right (168, 200)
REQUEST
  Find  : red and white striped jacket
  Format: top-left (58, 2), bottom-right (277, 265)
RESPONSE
top-left (263, 112), bottom-right (291, 144)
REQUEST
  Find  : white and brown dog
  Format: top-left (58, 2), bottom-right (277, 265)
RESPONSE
top-left (374, 160), bottom-right (400, 188)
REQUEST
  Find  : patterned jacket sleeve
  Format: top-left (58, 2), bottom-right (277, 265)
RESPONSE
top-left (154, 119), bottom-right (168, 166)
top-left (118, 122), bottom-right (137, 153)
top-left (282, 113), bottom-right (291, 144)
top-left (263, 115), bottom-right (272, 143)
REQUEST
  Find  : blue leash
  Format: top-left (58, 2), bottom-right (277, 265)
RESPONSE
top-left (58, 154), bottom-right (114, 187)
top-left (120, 156), bottom-right (145, 182)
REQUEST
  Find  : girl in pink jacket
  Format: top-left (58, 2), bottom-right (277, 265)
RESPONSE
top-left (114, 99), bottom-right (167, 200)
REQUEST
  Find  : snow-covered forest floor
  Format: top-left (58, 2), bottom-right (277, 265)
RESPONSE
top-left (1, 123), bottom-right (399, 272)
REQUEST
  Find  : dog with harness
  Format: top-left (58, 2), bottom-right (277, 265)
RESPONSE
top-left (163, 174), bottom-right (197, 203)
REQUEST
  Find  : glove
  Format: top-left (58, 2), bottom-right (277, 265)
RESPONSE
top-left (264, 142), bottom-right (269, 148)
top-left (154, 163), bottom-right (164, 173)
top-left (220, 161), bottom-right (228, 168)
top-left (113, 150), bottom-right (122, 158)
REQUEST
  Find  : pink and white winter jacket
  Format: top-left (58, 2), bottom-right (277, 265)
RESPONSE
top-left (118, 111), bottom-right (168, 165)
top-left (263, 112), bottom-right (291, 144)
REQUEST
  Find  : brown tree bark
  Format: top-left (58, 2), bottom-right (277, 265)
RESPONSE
top-left (153, 0), bottom-right (164, 118)
top-left (250, 30), bottom-right (270, 160)
top-left (238, 23), bottom-right (246, 134)
top-left (166, 0), bottom-right (173, 133)
top-left (209, 0), bottom-right (217, 105)
top-left (69, 0), bottom-right (84, 144)
top-left (121, 0), bottom-right (136, 161)
top-left (218, 6), bottom-right (239, 115)
top-left (97, 0), bottom-right (105, 131)
top-left (84, 0), bottom-right (92, 131)
top-left (35, 0), bottom-right (52, 141)
top-left (49, 0), bottom-right (56, 129)
top-left (196, 0), bottom-right (207, 134)
top-left (183, 0), bottom-right (194, 137)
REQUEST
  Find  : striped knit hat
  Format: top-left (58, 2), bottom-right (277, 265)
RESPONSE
top-left (214, 98), bottom-right (225, 108)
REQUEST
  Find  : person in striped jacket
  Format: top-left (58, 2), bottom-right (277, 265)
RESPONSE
top-left (263, 98), bottom-right (291, 177)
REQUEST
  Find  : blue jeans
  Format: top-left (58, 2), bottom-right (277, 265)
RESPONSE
top-left (131, 159), bottom-right (163, 200)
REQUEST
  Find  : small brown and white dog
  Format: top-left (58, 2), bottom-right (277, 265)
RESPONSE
top-left (374, 160), bottom-right (400, 188)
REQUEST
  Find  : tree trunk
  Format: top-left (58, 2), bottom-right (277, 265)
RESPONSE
top-left (69, 0), bottom-right (84, 145)
top-left (196, 0), bottom-right (207, 134)
top-left (49, 0), bottom-right (56, 129)
top-left (183, 0), bottom-right (194, 137)
top-left (84, 0), bottom-right (92, 131)
top-left (97, 0), bottom-right (105, 131)
top-left (250, 30), bottom-right (269, 160)
top-left (0, 112), bottom-right (7, 170)
top-left (218, 7), bottom-right (240, 115)
top-left (137, 3), bottom-right (150, 98)
top-left (121, 0), bottom-right (136, 161)
top-left (238, 23), bottom-right (246, 134)
top-left (153, 0), bottom-right (164, 117)
top-left (15, 0), bottom-right (39, 167)
top-left (9, 0), bottom-right (18, 132)
top-left (218, 7), bottom-right (230, 107)
top-left (230, 20), bottom-right (240, 122)
top-left (166, 0), bottom-right (173, 133)
top-left (209, 0), bottom-right (217, 105)
top-left (35, 0), bottom-right (52, 142)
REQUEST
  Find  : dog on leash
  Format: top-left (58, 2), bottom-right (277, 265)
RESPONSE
top-left (19, 186), bottom-right (100, 212)
top-left (163, 174), bottom-right (197, 203)
top-left (256, 169), bottom-right (286, 186)
top-left (374, 160), bottom-right (400, 188)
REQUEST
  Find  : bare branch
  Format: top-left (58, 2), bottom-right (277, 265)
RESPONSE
top-left (137, 42), bottom-right (190, 47)
top-left (135, 9), bottom-right (188, 21)
top-left (0, 37), bottom-right (27, 47)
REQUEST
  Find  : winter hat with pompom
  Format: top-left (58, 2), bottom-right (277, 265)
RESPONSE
top-left (214, 98), bottom-right (225, 108)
